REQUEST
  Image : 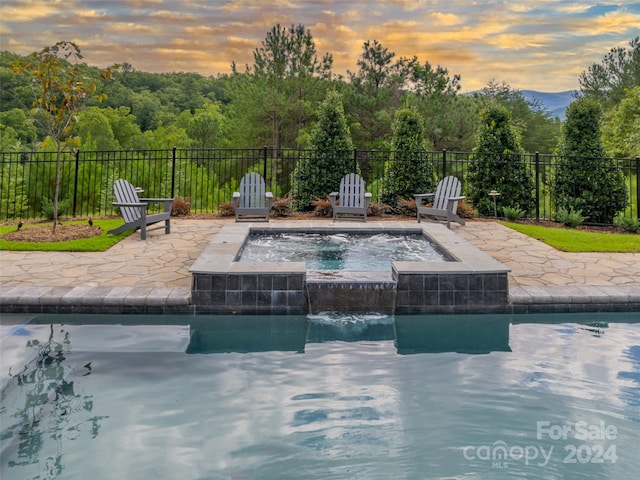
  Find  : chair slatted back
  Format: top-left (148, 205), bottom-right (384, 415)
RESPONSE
top-left (339, 173), bottom-right (366, 208)
top-left (433, 176), bottom-right (462, 211)
top-left (113, 179), bottom-right (141, 223)
top-left (238, 173), bottom-right (267, 209)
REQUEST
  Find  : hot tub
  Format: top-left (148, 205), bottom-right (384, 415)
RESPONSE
top-left (189, 221), bottom-right (510, 314)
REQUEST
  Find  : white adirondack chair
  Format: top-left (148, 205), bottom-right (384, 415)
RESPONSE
top-left (415, 176), bottom-right (466, 229)
top-left (108, 179), bottom-right (173, 240)
top-left (232, 172), bottom-right (274, 222)
top-left (329, 173), bottom-right (372, 222)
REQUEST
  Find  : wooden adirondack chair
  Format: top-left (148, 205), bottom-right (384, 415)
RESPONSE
top-left (232, 172), bottom-right (274, 222)
top-left (108, 179), bottom-right (173, 240)
top-left (329, 173), bottom-right (372, 222)
top-left (415, 176), bottom-right (466, 229)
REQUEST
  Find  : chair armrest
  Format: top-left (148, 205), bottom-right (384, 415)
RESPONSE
top-left (266, 192), bottom-right (274, 198)
top-left (232, 192), bottom-right (240, 199)
top-left (365, 193), bottom-right (373, 198)
top-left (113, 202), bottom-right (147, 208)
top-left (448, 196), bottom-right (466, 202)
top-left (329, 192), bottom-right (338, 197)
top-left (415, 193), bottom-right (434, 206)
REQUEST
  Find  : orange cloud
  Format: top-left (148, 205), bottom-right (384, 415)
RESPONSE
top-left (430, 12), bottom-right (463, 26)
top-left (0, 0), bottom-right (62, 22)
top-left (568, 11), bottom-right (640, 35)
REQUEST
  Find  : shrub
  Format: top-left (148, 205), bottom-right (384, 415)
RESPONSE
top-left (367, 202), bottom-right (391, 217)
top-left (171, 197), bottom-right (191, 216)
top-left (553, 97), bottom-right (627, 224)
top-left (311, 197), bottom-right (333, 217)
top-left (502, 206), bottom-right (525, 221)
top-left (271, 197), bottom-right (292, 217)
top-left (456, 199), bottom-right (478, 219)
top-left (396, 198), bottom-right (418, 216)
top-left (291, 91), bottom-right (355, 211)
top-left (218, 202), bottom-right (235, 217)
top-left (381, 107), bottom-right (436, 205)
top-left (467, 105), bottom-right (535, 216)
top-left (556, 207), bottom-right (586, 227)
top-left (615, 215), bottom-right (639, 233)
top-left (41, 198), bottom-right (70, 220)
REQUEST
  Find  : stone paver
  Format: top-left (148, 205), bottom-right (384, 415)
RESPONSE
top-left (454, 222), bottom-right (640, 288)
top-left (0, 218), bottom-right (639, 313)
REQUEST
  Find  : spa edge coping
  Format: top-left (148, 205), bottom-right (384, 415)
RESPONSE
top-left (188, 221), bottom-right (510, 276)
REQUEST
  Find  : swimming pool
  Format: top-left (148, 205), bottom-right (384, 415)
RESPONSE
top-left (1, 312), bottom-right (639, 479)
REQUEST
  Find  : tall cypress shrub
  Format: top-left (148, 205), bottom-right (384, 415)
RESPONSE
top-left (467, 104), bottom-right (535, 216)
top-left (381, 107), bottom-right (435, 206)
top-left (291, 90), bottom-right (355, 210)
top-left (553, 97), bottom-right (627, 224)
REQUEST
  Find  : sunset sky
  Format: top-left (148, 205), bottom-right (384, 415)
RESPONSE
top-left (1, 0), bottom-right (639, 92)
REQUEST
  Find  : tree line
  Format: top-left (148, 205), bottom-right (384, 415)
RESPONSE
top-left (0, 29), bottom-right (638, 226)
top-left (1, 27), bottom-right (637, 158)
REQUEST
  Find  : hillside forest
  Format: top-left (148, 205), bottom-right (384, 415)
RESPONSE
top-left (1, 28), bottom-right (638, 158)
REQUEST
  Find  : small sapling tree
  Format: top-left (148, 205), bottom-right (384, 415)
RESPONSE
top-left (11, 41), bottom-right (116, 231)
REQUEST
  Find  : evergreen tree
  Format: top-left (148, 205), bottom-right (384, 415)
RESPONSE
top-left (467, 104), bottom-right (535, 216)
top-left (553, 97), bottom-right (627, 223)
top-left (291, 90), bottom-right (355, 210)
top-left (382, 107), bottom-right (435, 206)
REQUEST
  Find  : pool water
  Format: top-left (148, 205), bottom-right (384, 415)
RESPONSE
top-left (237, 232), bottom-right (448, 271)
top-left (1, 312), bottom-right (639, 479)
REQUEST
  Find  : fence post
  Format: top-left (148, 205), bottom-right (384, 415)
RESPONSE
top-left (442, 149), bottom-right (447, 178)
top-left (263, 146), bottom-right (268, 180)
top-left (171, 147), bottom-right (177, 198)
top-left (636, 157), bottom-right (640, 220)
top-left (72, 149), bottom-right (80, 217)
top-left (535, 152), bottom-right (540, 222)
top-left (353, 148), bottom-right (358, 172)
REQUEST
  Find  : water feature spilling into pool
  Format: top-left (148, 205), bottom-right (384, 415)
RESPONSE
top-left (1, 311), bottom-right (639, 479)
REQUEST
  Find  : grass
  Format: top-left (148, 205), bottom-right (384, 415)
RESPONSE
top-left (500, 221), bottom-right (640, 253)
top-left (0, 219), bottom-right (132, 252)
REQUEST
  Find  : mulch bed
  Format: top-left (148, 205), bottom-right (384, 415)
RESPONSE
top-left (3, 224), bottom-right (102, 243)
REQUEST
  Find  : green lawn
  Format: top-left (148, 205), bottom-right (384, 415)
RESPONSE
top-left (0, 219), bottom-right (132, 252)
top-left (500, 221), bottom-right (640, 253)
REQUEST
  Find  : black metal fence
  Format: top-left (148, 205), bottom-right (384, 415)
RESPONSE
top-left (1, 147), bottom-right (638, 223)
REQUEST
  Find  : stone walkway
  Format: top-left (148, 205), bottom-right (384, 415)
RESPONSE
top-left (0, 218), bottom-right (639, 314)
top-left (455, 222), bottom-right (640, 287)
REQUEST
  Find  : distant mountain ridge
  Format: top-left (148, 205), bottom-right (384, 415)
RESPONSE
top-left (521, 90), bottom-right (577, 120)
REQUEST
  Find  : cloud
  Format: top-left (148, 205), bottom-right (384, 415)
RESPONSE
top-left (1, 0), bottom-right (638, 92)
top-left (568, 11), bottom-right (640, 35)
top-left (0, 0), bottom-right (63, 22)
top-left (429, 12), bottom-right (463, 26)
